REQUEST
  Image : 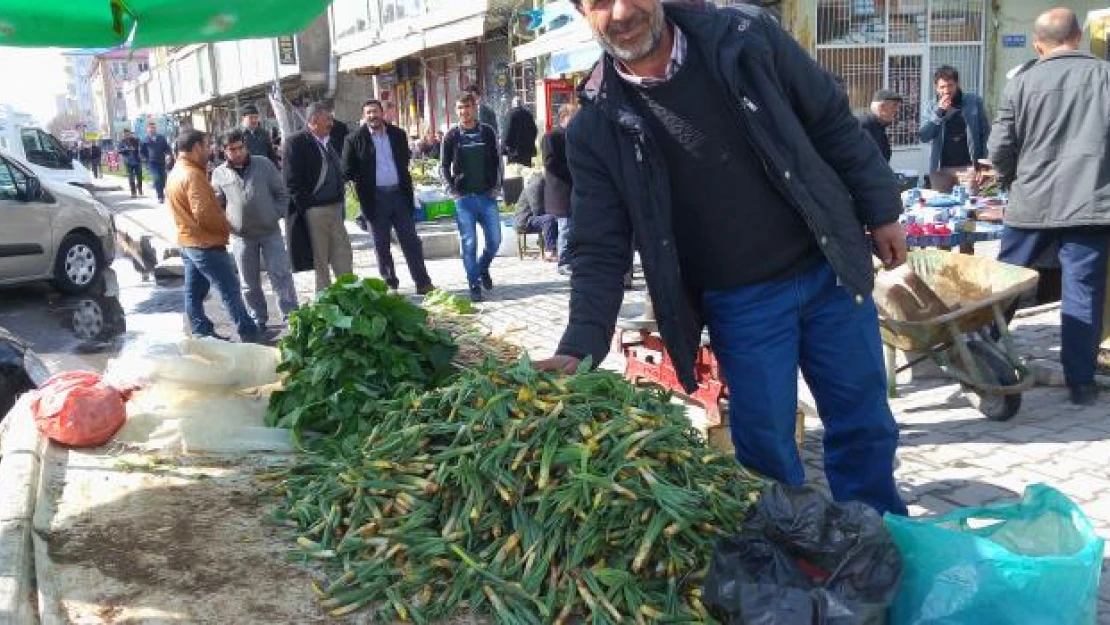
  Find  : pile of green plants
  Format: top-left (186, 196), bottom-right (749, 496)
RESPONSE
top-left (265, 275), bottom-right (457, 444)
top-left (268, 361), bottom-right (763, 622)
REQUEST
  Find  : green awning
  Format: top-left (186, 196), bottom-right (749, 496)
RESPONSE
top-left (0, 0), bottom-right (331, 48)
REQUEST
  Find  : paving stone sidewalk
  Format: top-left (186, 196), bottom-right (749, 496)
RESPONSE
top-left (105, 190), bottom-right (1110, 619)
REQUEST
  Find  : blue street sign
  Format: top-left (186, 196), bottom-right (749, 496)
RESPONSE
top-left (1003, 34), bottom-right (1027, 48)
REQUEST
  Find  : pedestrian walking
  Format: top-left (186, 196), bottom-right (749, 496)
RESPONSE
top-left (88, 143), bottom-right (102, 178)
top-left (240, 104), bottom-right (278, 164)
top-left (211, 129), bottom-right (300, 330)
top-left (858, 89), bottom-right (902, 163)
top-left (342, 99), bottom-right (437, 294)
top-left (501, 97), bottom-right (539, 166)
top-left (440, 93), bottom-right (502, 303)
top-left (166, 129), bottom-right (263, 343)
top-left (141, 121), bottom-right (173, 202)
top-left (536, 0), bottom-right (908, 516)
top-left (542, 103), bottom-right (577, 275)
top-left (989, 7), bottom-right (1110, 406)
top-left (119, 130), bottom-right (143, 198)
top-left (283, 102), bottom-right (354, 293)
top-left (919, 65), bottom-right (990, 193)
top-left (464, 84), bottom-right (499, 139)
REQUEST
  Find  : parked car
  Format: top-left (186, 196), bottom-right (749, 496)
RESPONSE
top-left (0, 325), bottom-right (48, 422)
top-left (0, 149), bottom-right (116, 293)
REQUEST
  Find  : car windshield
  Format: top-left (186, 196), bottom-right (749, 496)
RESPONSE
top-left (21, 128), bottom-right (72, 170)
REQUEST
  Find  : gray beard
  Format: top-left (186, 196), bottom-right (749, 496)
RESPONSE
top-left (597, 14), bottom-right (665, 63)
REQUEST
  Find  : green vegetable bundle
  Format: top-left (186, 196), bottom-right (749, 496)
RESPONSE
top-left (268, 360), bottom-right (763, 623)
top-left (265, 276), bottom-right (457, 443)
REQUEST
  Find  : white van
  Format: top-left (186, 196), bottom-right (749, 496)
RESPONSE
top-left (0, 120), bottom-right (93, 188)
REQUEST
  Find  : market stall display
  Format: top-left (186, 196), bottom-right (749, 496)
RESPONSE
top-left (898, 187), bottom-right (1005, 250)
top-left (267, 361), bottom-right (764, 622)
top-left (263, 277), bottom-right (766, 621)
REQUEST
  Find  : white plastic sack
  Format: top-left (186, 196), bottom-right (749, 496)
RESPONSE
top-left (104, 338), bottom-right (290, 454)
top-left (105, 337), bottom-right (280, 391)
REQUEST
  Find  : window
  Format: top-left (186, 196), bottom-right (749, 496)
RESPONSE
top-left (0, 158), bottom-right (29, 201)
top-left (20, 129), bottom-right (73, 170)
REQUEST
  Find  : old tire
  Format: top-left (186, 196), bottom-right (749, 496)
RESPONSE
top-left (53, 233), bottom-right (102, 294)
top-left (962, 339), bottom-right (1022, 421)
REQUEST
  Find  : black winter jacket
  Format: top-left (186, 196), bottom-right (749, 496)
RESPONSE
top-left (440, 123), bottom-right (501, 197)
top-left (502, 106), bottom-right (539, 165)
top-left (556, 3), bottom-right (901, 392)
top-left (341, 123), bottom-right (414, 219)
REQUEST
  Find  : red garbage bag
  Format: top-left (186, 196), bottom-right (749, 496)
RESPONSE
top-left (30, 371), bottom-right (129, 447)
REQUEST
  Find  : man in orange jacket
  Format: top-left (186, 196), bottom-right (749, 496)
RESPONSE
top-left (167, 129), bottom-right (264, 342)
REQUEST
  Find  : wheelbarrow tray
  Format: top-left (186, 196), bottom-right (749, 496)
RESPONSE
top-left (878, 250), bottom-right (1040, 352)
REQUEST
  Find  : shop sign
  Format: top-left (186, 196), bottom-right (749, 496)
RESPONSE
top-left (277, 36), bottom-right (297, 65)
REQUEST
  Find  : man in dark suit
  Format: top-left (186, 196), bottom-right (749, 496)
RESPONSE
top-left (342, 99), bottom-right (436, 294)
top-left (501, 97), bottom-right (539, 166)
top-left (282, 102), bottom-right (354, 292)
top-left (857, 89), bottom-right (902, 163)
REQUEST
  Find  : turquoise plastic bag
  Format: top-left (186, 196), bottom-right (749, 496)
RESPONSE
top-left (885, 484), bottom-right (1104, 625)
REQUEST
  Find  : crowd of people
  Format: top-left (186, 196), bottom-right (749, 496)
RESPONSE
top-left (160, 77), bottom-right (575, 345)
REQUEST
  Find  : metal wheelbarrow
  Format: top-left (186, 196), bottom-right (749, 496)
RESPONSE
top-left (877, 250), bottom-right (1040, 421)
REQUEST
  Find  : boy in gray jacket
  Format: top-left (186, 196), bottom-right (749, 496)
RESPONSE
top-left (212, 129), bottom-right (299, 329)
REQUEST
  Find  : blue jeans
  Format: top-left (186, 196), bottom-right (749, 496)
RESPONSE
top-left (556, 216), bottom-right (571, 266)
top-left (148, 164), bottom-right (166, 201)
top-left (703, 260), bottom-right (906, 516)
top-left (182, 246), bottom-right (259, 339)
top-left (999, 226), bottom-right (1109, 387)
top-left (454, 194), bottom-right (502, 289)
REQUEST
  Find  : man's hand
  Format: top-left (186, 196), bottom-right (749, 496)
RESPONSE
top-left (872, 222), bottom-right (908, 270)
top-left (534, 354), bottom-right (581, 374)
top-left (937, 94), bottom-right (952, 112)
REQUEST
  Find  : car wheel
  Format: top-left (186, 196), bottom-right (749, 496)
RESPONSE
top-left (53, 233), bottom-right (102, 294)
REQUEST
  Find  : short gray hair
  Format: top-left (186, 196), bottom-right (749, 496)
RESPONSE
top-left (305, 102), bottom-right (332, 121)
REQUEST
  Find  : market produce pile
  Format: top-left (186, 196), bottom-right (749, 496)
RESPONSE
top-left (264, 278), bottom-right (764, 623)
top-left (265, 276), bottom-right (457, 443)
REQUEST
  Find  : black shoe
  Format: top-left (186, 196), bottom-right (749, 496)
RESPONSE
top-left (196, 331), bottom-right (230, 341)
top-left (416, 283), bottom-right (437, 296)
top-left (480, 271), bottom-right (494, 290)
top-left (1069, 384), bottom-right (1099, 406)
top-left (469, 286), bottom-right (483, 303)
top-left (386, 280), bottom-right (399, 291)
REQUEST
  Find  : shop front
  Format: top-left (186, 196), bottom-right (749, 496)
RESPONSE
top-left (813, 0), bottom-right (988, 178)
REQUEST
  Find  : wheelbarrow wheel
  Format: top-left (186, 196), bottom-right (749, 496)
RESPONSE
top-left (961, 339), bottom-right (1022, 421)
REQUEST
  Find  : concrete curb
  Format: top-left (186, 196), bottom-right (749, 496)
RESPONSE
top-left (0, 397), bottom-right (46, 625)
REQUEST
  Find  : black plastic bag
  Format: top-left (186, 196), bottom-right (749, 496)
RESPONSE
top-left (703, 484), bottom-right (902, 625)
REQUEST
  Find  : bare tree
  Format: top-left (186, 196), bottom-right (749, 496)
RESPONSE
top-left (46, 111), bottom-right (84, 138)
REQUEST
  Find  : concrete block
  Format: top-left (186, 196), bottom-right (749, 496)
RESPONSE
top-left (0, 400), bottom-right (45, 624)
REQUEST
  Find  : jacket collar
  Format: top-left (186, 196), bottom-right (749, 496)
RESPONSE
top-left (1036, 50), bottom-right (1099, 64)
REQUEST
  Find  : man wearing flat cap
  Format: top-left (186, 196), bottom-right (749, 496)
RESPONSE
top-left (241, 104), bottom-right (278, 164)
top-left (857, 89), bottom-right (902, 163)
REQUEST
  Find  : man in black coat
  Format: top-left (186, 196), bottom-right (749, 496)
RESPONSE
top-left (342, 99), bottom-right (436, 294)
top-left (857, 89), bottom-right (901, 163)
top-left (536, 1), bottom-right (908, 516)
top-left (501, 97), bottom-right (539, 166)
top-left (282, 102), bottom-right (354, 292)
